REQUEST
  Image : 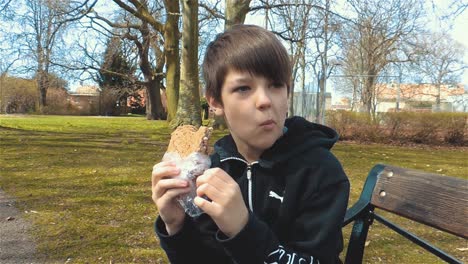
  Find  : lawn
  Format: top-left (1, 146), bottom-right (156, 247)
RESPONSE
top-left (0, 115), bottom-right (466, 263)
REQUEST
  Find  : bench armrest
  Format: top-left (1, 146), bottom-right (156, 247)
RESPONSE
top-left (343, 199), bottom-right (370, 227)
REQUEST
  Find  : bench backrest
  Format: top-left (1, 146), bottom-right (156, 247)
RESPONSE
top-left (343, 164), bottom-right (468, 263)
top-left (371, 165), bottom-right (467, 238)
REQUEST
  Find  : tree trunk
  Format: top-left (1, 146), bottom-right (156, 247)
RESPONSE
top-left (351, 78), bottom-right (359, 111)
top-left (362, 74), bottom-right (376, 116)
top-left (139, 22), bottom-right (165, 120)
top-left (289, 43), bottom-right (299, 118)
top-left (171, 0), bottom-right (201, 128)
top-left (225, 0), bottom-right (251, 29)
top-left (435, 83), bottom-right (441, 112)
top-left (37, 42), bottom-right (48, 111)
top-left (288, 80), bottom-right (295, 117)
top-left (37, 70), bottom-right (48, 110)
top-left (163, 0), bottom-right (180, 122)
top-left (316, 2), bottom-right (330, 125)
top-left (316, 74), bottom-right (326, 124)
top-left (145, 78), bottom-right (165, 120)
top-left (300, 45), bottom-right (306, 118)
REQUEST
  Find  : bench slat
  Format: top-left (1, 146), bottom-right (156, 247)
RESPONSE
top-left (370, 165), bottom-right (468, 239)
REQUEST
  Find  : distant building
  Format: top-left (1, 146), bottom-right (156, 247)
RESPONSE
top-left (127, 89), bottom-right (167, 113)
top-left (377, 83), bottom-right (464, 101)
top-left (375, 83), bottom-right (466, 112)
top-left (447, 85), bottom-right (468, 112)
top-left (68, 85), bottom-right (100, 111)
top-left (331, 97), bottom-right (352, 111)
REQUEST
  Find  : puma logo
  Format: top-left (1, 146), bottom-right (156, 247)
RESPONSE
top-left (269, 191), bottom-right (284, 203)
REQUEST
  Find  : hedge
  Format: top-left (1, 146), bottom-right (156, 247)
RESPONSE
top-left (326, 111), bottom-right (467, 146)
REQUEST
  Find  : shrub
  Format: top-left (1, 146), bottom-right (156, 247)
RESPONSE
top-left (443, 113), bottom-right (467, 145)
top-left (381, 112), bottom-right (412, 141)
top-left (326, 111), bottom-right (468, 146)
top-left (327, 110), bottom-right (350, 139)
top-left (42, 88), bottom-right (71, 115)
top-left (327, 111), bottom-right (385, 142)
top-left (410, 113), bottom-right (444, 144)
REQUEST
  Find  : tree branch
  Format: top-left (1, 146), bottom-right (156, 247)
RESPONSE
top-left (0, 0), bottom-right (13, 13)
top-left (112, 0), bottom-right (164, 32)
top-left (199, 2), bottom-right (225, 20)
top-left (251, 1), bottom-right (356, 25)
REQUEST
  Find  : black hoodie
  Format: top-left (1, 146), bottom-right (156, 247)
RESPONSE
top-left (155, 116), bottom-right (350, 264)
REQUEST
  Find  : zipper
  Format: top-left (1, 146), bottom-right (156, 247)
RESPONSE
top-left (246, 166), bottom-right (253, 211)
top-left (220, 157), bottom-right (258, 212)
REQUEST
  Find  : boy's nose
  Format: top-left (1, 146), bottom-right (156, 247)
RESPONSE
top-left (255, 88), bottom-right (272, 110)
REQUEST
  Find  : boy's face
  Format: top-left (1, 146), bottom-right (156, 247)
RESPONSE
top-left (209, 69), bottom-right (288, 161)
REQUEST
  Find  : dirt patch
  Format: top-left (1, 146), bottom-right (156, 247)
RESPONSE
top-left (0, 188), bottom-right (44, 263)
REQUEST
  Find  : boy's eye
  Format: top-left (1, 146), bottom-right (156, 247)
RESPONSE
top-left (271, 82), bottom-right (285, 88)
top-left (233, 86), bottom-right (251, 93)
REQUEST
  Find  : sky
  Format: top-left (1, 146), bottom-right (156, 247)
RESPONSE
top-left (428, 0), bottom-right (467, 85)
top-left (244, 0), bottom-right (468, 86)
top-left (5, 0), bottom-right (465, 91)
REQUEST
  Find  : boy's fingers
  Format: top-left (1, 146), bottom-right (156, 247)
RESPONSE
top-left (152, 161), bottom-right (176, 171)
top-left (196, 183), bottom-right (223, 202)
top-left (154, 178), bottom-right (189, 199)
top-left (152, 163), bottom-right (178, 176)
top-left (155, 186), bottom-right (191, 205)
top-left (151, 164), bottom-right (180, 187)
top-left (196, 172), bottom-right (225, 189)
top-left (197, 168), bottom-right (232, 188)
top-left (194, 196), bottom-right (220, 217)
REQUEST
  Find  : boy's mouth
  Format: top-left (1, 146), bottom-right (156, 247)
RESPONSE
top-left (260, 119), bottom-right (276, 127)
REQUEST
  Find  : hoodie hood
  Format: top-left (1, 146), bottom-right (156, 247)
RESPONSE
top-left (213, 116), bottom-right (339, 167)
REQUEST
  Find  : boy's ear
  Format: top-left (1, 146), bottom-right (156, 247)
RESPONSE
top-left (207, 95), bottom-right (222, 109)
top-left (207, 95), bottom-right (224, 116)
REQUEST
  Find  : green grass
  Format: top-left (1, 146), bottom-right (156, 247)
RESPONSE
top-left (0, 115), bottom-right (466, 263)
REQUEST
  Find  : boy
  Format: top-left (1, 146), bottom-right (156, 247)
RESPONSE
top-left (151, 24), bottom-right (349, 264)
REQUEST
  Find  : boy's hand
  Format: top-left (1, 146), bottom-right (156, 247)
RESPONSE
top-left (194, 168), bottom-right (249, 237)
top-left (152, 161), bottom-right (190, 235)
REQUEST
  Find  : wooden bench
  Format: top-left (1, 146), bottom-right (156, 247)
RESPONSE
top-left (343, 164), bottom-right (467, 264)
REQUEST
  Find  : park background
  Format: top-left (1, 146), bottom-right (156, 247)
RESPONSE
top-left (0, 0), bottom-right (467, 263)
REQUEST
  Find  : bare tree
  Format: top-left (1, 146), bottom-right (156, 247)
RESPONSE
top-left (338, 28), bottom-right (364, 111)
top-left (0, 52), bottom-right (19, 113)
top-left (268, 0), bottom-right (312, 117)
top-left (108, 0), bottom-right (180, 120)
top-left (441, 0), bottom-right (467, 19)
top-left (341, 0), bottom-right (424, 115)
top-left (412, 32), bottom-right (465, 111)
top-left (310, 0), bottom-right (341, 124)
top-left (84, 1), bottom-right (176, 120)
top-left (13, 0), bottom-right (96, 111)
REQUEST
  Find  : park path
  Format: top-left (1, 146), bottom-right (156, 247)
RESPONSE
top-left (0, 188), bottom-right (43, 264)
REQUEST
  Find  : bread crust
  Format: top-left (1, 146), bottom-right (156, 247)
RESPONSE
top-left (166, 125), bottom-right (212, 157)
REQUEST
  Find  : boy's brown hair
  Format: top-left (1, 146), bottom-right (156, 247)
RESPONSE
top-left (202, 24), bottom-right (291, 104)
